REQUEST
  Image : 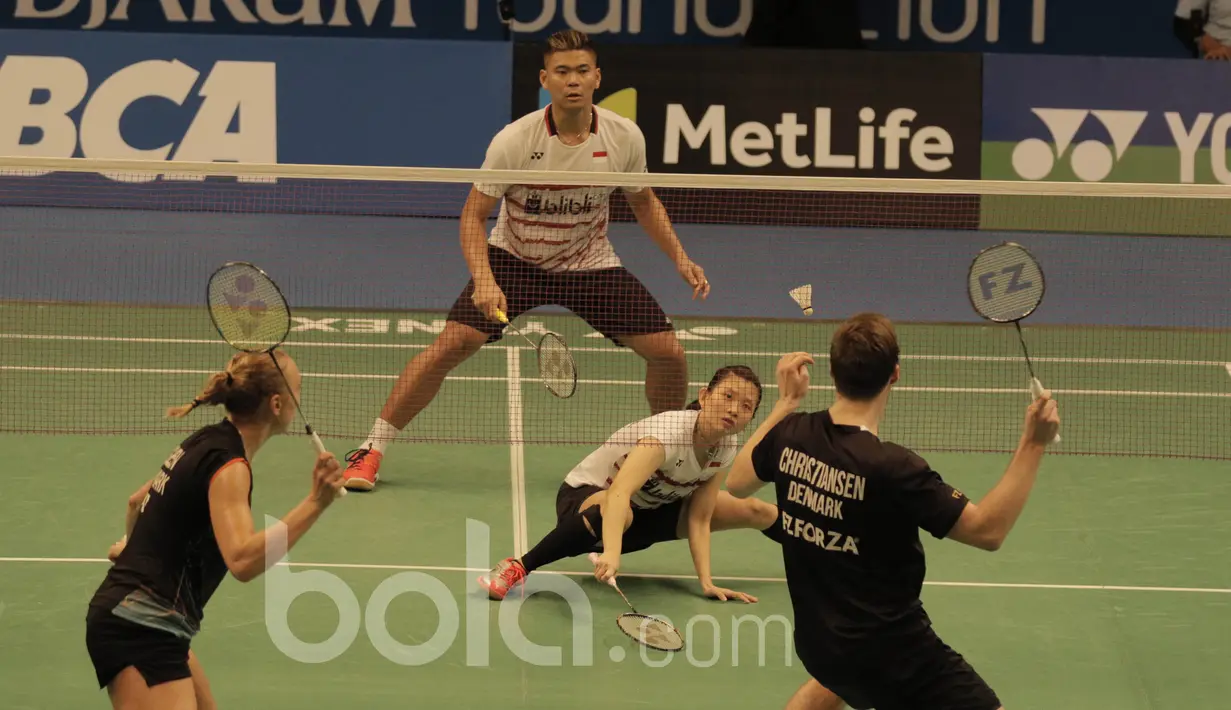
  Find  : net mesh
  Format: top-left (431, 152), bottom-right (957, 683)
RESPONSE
top-left (1, 157), bottom-right (1228, 460)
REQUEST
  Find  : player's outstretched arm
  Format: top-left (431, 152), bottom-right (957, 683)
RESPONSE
top-left (624, 188), bottom-right (709, 300)
top-left (593, 439), bottom-right (665, 582)
top-left (124, 479), bottom-right (153, 536)
top-left (108, 479), bottom-right (154, 561)
top-left (459, 187), bottom-right (504, 321)
top-left (728, 353), bottom-right (814, 498)
top-left (947, 392), bottom-right (1061, 551)
top-left (687, 473), bottom-right (758, 603)
top-left (208, 452), bottom-right (343, 582)
top-left (686, 473), bottom-right (722, 591)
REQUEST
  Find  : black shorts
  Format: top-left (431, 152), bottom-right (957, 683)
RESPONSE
top-left (85, 605), bottom-right (192, 689)
top-left (556, 482), bottom-right (685, 554)
top-left (447, 245), bottom-right (674, 346)
top-left (799, 627), bottom-right (1001, 710)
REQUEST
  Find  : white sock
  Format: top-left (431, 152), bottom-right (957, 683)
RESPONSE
top-left (363, 418), bottom-right (399, 454)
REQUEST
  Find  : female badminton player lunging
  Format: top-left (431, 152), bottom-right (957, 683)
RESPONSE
top-left (480, 365), bottom-right (781, 602)
top-left (85, 351), bottom-right (345, 710)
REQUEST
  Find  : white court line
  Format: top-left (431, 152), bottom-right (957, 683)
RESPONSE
top-left (1, 556), bottom-right (1228, 595)
top-left (1225, 364), bottom-right (1231, 379)
top-left (0, 333), bottom-right (429, 349)
top-left (4, 365), bottom-right (1228, 398)
top-left (506, 348), bottom-right (529, 559)
top-left (0, 333), bottom-right (1225, 367)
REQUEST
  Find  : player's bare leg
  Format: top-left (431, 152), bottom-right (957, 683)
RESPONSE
top-left (106, 667), bottom-right (197, 710)
top-left (480, 490), bottom-right (633, 600)
top-left (188, 652), bottom-right (216, 710)
top-left (343, 321), bottom-right (487, 490)
top-left (707, 491), bottom-right (778, 532)
top-left (675, 492), bottom-right (778, 538)
top-left (623, 331), bottom-right (687, 414)
top-left (785, 679), bottom-right (846, 710)
top-left (380, 322), bottom-right (488, 428)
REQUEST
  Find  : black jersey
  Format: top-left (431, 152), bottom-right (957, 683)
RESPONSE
top-left (89, 419), bottom-right (250, 639)
top-left (752, 410), bottom-right (969, 656)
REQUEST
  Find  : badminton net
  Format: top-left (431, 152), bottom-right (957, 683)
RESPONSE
top-left (0, 156), bottom-right (1228, 459)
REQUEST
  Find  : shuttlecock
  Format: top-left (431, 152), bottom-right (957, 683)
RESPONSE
top-left (790, 284), bottom-right (813, 316)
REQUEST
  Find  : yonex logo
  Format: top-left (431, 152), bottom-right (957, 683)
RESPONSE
top-left (1012, 109), bottom-right (1147, 182)
top-left (531, 152), bottom-right (544, 160)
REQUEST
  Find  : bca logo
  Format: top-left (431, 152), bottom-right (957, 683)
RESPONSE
top-left (0, 55), bottom-right (277, 182)
top-left (1012, 108), bottom-right (1146, 182)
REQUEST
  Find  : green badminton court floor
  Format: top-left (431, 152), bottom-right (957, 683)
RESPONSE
top-left (0, 302), bottom-right (1229, 709)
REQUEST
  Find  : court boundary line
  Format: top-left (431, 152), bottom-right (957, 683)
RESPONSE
top-left (1, 333), bottom-right (1227, 368)
top-left (4, 365), bottom-right (1228, 399)
top-left (506, 348), bottom-right (529, 558)
top-left (1, 556), bottom-right (1228, 595)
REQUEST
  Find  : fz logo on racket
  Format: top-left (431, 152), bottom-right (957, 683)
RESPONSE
top-left (976, 263), bottom-right (1034, 301)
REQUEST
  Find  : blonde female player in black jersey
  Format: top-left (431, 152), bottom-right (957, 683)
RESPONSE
top-left (480, 365), bottom-right (782, 602)
top-left (86, 351), bottom-right (345, 710)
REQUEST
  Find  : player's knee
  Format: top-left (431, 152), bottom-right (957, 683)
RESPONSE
top-left (632, 332), bottom-right (685, 364)
top-left (753, 499), bottom-right (778, 529)
top-left (434, 323), bottom-right (486, 360)
top-left (659, 335), bottom-right (686, 365)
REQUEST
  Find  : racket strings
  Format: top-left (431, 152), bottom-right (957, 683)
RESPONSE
top-left (967, 243), bottom-right (1046, 324)
top-left (615, 613), bottom-right (684, 652)
top-left (537, 333), bottom-right (577, 398)
top-left (207, 263), bottom-right (291, 351)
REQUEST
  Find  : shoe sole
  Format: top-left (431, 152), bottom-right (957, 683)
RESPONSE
top-left (343, 476), bottom-right (376, 492)
top-left (476, 575), bottom-right (505, 601)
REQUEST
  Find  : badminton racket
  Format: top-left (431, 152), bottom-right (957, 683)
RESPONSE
top-left (588, 553), bottom-right (684, 652)
top-left (967, 242), bottom-right (1059, 443)
top-left (206, 261), bottom-right (346, 495)
top-left (495, 308), bottom-right (577, 399)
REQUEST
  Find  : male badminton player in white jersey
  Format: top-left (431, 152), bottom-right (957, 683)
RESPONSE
top-left (343, 29), bottom-right (709, 491)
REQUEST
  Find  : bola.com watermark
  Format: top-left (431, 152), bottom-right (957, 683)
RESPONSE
top-left (260, 517), bottom-right (793, 669)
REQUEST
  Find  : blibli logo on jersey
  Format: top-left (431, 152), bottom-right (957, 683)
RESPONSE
top-left (524, 192), bottom-right (600, 216)
top-left (0, 55), bottom-right (277, 182)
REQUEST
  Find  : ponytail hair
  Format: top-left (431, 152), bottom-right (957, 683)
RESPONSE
top-left (168, 351), bottom-right (289, 420)
top-left (689, 365), bottom-right (763, 413)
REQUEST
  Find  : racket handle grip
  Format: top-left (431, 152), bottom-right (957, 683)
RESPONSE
top-left (1028, 378), bottom-right (1061, 444)
top-left (307, 427), bottom-right (347, 498)
top-left (494, 309), bottom-right (509, 324)
top-left (308, 427), bottom-right (326, 454)
top-left (588, 552), bottom-right (618, 586)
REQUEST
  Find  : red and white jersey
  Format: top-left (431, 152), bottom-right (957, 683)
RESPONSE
top-left (473, 105), bottom-right (647, 272)
top-left (563, 410), bottom-right (739, 510)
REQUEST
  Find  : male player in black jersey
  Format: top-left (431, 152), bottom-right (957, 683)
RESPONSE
top-left (86, 350), bottom-right (345, 710)
top-left (727, 314), bottom-right (1061, 710)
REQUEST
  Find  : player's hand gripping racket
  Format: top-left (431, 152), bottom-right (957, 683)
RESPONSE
top-left (588, 553), bottom-right (684, 652)
top-left (494, 309), bottom-right (577, 399)
top-left (207, 261), bottom-right (346, 495)
top-left (967, 242), bottom-right (1060, 443)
